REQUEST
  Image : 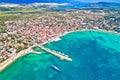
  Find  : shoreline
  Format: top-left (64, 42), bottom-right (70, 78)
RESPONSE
top-left (80, 29), bottom-right (120, 35)
top-left (0, 29), bottom-right (120, 72)
top-left (0, 46), bottom-right (33, 72)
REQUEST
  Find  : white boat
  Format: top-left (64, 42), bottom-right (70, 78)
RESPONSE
top-left (51, 65), bottom-right (59, 71)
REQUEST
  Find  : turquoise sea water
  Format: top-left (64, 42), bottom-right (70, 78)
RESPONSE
top-left (0, 30), bottom-right (120, 80)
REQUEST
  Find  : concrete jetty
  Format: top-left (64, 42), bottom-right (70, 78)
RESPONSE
top-left (38, 45), bottom-right (72, 61)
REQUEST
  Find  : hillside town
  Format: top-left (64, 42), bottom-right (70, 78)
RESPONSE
top-left (0, 8), bottom-right (120, 63)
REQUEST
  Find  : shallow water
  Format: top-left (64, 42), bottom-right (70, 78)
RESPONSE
top-left (0, 30), bottom-right (120, 80)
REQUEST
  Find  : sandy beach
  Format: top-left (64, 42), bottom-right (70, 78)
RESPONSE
top-left (0, 46), bottom-right (33, 72)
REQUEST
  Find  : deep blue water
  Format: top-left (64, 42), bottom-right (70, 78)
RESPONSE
top-left (0, 30), bottom-right (120, 80)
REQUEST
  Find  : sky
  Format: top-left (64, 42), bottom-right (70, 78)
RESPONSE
top-left (0, 0), bottom-right (120, 3)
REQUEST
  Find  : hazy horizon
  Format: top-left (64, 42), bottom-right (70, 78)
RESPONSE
top-left (0, 0), bottom-right (120, 4)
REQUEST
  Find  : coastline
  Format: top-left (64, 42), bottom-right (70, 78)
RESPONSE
top-left (0, 46), bottom-right (33, 72)
top-left (80, 29), bottom-right (120, 35)
top-left (0, 29), bottom-right (120, 72)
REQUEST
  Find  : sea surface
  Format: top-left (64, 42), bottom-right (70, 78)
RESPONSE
top-left (0, 30), bottom-right (120, 80)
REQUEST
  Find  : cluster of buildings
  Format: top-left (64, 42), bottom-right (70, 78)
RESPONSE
top-left (0, 9), bottom-right (120, 63)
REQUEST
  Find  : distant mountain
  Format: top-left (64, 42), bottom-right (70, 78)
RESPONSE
top-left (54, 1), bottom-right (120, 9)
top-left (86, 2), bottom-right (120, 8)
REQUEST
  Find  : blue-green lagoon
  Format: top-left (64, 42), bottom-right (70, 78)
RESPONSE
top-left (0, 30), bottom-right (120, 80)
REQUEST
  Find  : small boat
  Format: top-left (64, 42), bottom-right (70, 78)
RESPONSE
top-left (65, 55), bottom-right (69, 57)
top-left (51, 65), bottom-right (59, 72)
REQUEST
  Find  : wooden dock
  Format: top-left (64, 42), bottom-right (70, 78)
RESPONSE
top-left (38, 45), bottom-right (72, 61)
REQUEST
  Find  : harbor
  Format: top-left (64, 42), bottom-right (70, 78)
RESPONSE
top-left (0, 43), bottom-right (72, 72)
top-left (37, 45), bottom-right (72, 61)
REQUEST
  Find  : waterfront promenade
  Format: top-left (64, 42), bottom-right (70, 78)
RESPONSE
top-left (37, 45), bottom-right (72, 61)
top-left (0, 47), bottom-right (31, 72)
top-left (0, 46), bottom-right (41, 72)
